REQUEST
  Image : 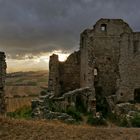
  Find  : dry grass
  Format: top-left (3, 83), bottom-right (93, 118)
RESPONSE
top-left (5, 71), bottom-right (48, 112)
top-left (0, 116), bottom-right (140, 140)
top-left (6, 97), bottom-right (34, 112)
top-left (5, 86), bottom-right (41, 97)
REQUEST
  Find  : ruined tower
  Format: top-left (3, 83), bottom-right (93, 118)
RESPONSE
top-left (0, 52), bottom-right (6, 114)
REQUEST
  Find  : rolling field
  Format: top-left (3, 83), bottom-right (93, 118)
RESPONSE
top-left (5, 71), bottom-right (48, 112)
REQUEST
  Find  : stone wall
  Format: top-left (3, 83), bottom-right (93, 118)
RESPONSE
top-left (59, 51), bottom-right (80, 94)
top-left (48, 54), bottom-right (60, 96)
top-left (116, 32), bottom-right (140, 102)
top-left (0, 52), bottom-right (6, 114)
top-left (48, 51), bottom-right (80, 97)
top-left (80, 19), bottom-right (131, 98)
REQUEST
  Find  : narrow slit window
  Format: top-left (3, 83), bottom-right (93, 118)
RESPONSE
top-left (101, 24), bottom-right (107, 31)
top-left (94, 68), bottom-right (98, 76)
top-left (133, 40), bottom-right (139, 53)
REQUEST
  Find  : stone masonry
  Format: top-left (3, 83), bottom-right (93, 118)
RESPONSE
top-left (0, 52), bottom-right (6, 114)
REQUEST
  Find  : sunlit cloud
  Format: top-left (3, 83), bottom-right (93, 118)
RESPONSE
top-left (6, 50), bottom-right (70, 73)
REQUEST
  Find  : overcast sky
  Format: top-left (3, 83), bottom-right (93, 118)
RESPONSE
top-left (0, 0), bottom-right (140, 72)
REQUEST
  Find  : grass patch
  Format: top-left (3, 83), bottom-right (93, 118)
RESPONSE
top-left (66, 107), bottom-right (82, 122)
top-left (27, 81), bottom-right (37, 86)
top-left (107, 113), bottom-right (129, 127)
top-left (87, 113), bottom-right (107, 126)
top-left (7, 106), bottom-right (32, 119)
top-left (16, 78), bottom-right (25, 83)
top-left (131, 113), bottom-right (140, 127)
top-left (38, 78), bottom-right (48, 82)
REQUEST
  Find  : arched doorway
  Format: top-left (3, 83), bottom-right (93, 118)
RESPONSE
top-left (134, 88), bottom-right (140, 103)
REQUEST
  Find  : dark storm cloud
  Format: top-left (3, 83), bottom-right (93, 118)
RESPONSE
top-left (0, 0), bottom-right (140, 59)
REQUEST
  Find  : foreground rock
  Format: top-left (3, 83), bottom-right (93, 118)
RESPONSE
top-left (32, 87), bottom-right (96, 122)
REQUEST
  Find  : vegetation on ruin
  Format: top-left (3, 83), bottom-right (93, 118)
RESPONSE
top-left (131, 113), bottom-right (140, 127)
top-left (66, 107), bottom-right (82, 122)
top-left (87, 113), bottom-right (107, 126)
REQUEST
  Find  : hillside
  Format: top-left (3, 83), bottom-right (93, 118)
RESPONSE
top-left (0, 117), bottom-right (140, 140)
top-left (5, 71), bottom-right (48, 112)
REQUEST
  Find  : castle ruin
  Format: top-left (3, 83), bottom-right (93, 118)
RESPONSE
top-left (32, 19), bottom-right (140, 121)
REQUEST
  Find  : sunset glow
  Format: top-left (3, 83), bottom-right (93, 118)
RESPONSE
top-left (7, 50), bottom-right (70, 73)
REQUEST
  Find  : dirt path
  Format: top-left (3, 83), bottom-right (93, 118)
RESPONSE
top-left (0, 117), bottom-right (140, 140)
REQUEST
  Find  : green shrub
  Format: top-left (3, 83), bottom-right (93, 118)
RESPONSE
top-left (87, 114), bottom-right (107, 126)
top-left (107, 113), bottom-right (129, 127)
top-left (66, 107), bottom-right (82, 121)
top-left (119, 117), bottom-right (129, 127)
top-left (108, 113), bottom-right (120, 124)
top-left (40, 90), bottom-right (47, 96)
top-left (75, 96), bottom-right (87, 114)
top-left (131, 114), bottom-right (140, 127)
top-left (7, 106), bottom-right (32, 119)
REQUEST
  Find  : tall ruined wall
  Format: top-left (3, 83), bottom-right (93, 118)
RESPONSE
top-left (80, 29), bottom-right (95, 89)
top-left (80, 19), bottom-right (132, 97)
top-left (132, 33), bottom-right (140, 96)
top-left (48, 51), bottom-right (80, 97)
top-left (0, 52), bottom-right (6, 114)
top-left (59, 51), bottom-right (80, 94)
top-left (116, 32), bottom-right (140, 102)
top-left (48, 54), bottom-right (60, 96)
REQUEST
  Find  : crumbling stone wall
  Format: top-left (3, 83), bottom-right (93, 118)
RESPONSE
top-left (59, 51), bottom-right (80, 94)
top-left (80, 19), bottom-right (132, 98)
top-left (116, 32), bottom-right (140, 102)
top-left (48, 54), bottom-right (60, 96)
top-left (0, 52), bottom-right (6, 114)
top-left (48, 51), bottom-right (80, 97)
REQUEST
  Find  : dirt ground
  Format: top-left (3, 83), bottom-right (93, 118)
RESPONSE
top-left (0, 117), bottom-right (140, 140)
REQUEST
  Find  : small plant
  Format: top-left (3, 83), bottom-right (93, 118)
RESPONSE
top-left (119, 117), bottom-right (129, 127)
top-left (27, 81), bottom-right (37, 86)
top-left (66, 107), bottom-right (82, 121)
top-left (130, 113), bottom-right (140, 127)
top-left (108, 113), bottom-right (120, 124)
top-left (7, 106), bottom-right (32, 119)
top-left (107, 113), bottom-right (129, 127)
top-left (40, 90), bottom-right (47, 96)
top-left (87, 114), bottom-right (107, 126)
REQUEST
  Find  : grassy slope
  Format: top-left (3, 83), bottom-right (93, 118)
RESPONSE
top-left (0, 117), bottom-right (140, 140)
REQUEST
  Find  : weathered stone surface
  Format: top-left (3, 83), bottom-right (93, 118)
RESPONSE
top-left (0, 52), bottom-right (6, 114)
top-left (48, 51), bottom-right (80, 96)
top-left (32, 87), bottom-right (95, 121)
top-left (114, 103), bottom-right (136, 116)
top-left (106, 95), bottom-right (117, 111)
